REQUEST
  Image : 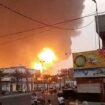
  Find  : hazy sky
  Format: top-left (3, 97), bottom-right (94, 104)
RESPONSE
top-left (52, 0), bottom-right (105, 74)
top-left (71, 0), bottom-right (105, 52)
top-left (0, 0), bottom-right (84, 68)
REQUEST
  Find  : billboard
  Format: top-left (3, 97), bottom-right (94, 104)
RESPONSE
top-left (73, 49), bottom-right (105, 69)
top-left (74, 68), bottom-right (105, 78)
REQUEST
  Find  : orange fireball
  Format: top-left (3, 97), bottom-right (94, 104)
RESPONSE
top-left (31, 48), bottom-right (58, 74)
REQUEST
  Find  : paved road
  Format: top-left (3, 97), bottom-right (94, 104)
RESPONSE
top-left (44, 93), bottom-right (58, 105)
top-left (86, 102), bottom-right (105, 105)
top-left (69, 101), bottom-right (105, 105)
top-left (43, 93), bottom-right (105, 105)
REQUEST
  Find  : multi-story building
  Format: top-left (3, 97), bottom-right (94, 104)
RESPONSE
top-left (73, 50), bottom-right (105, 102)
top-left (0, 66), bottom-right (36, 94)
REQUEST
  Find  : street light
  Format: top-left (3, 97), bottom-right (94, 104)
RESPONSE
top-left (92, 0), bottom-right (101, 49)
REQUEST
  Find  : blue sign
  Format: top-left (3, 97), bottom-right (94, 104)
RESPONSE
top-left (74, 68), bottom-right (105, 78)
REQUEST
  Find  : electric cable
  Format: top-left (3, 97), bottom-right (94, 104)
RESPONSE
top-left (0, 2), bottom-right (104, 45)
top-left (0, 20), bottom-right (94, 39)
top-left (0, 2), bottom-right (105, 32)
top-left (0, 28), bottom-right (52, 46)
top-left (0, 2), bottom-right (105, 30)
top-left (0, 20), bottom-right (94, 46)
top-left (0, 26), bottom-right (48, 38)
top-left (0, 3), bottom-right (101, 30)
top-left (0, 3), bottom-right (77, 30)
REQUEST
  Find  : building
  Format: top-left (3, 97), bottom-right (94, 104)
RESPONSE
top-left (0, 66), bottom-right (36, 94)
top-left (73, 50), bottom-right (105, 102)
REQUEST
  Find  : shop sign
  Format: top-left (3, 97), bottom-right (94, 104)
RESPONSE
top-left (74, 68), bottom-right (105, 78)
top-left (73, 50), bottom-right (105, 69)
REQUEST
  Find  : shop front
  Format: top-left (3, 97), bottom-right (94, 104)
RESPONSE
top-left (73, 50), bottom-right (105, 102)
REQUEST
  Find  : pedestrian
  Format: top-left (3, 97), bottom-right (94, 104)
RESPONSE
top-left (82, 101), bottom-right (88, 105)
top-left (57, 94), bottom-right (65, 105)
top-left (58, 88), bottom-right (63, 94)
top-left (31, 92), bottom-right (38, 105)
top-left (39, 91), bottom-right (45, 105)
top-left (33, 93), bottom-right (38, 105)
top-left (31, 93), bottom-right (35, 105)
top-left (48, 99), bottom-right (52, 105)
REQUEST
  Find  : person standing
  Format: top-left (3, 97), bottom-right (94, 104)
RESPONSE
top-left (31, 93), bottom-right (35, 105)
top-left (57, 94), bottom-right (65, 105)
top-left (34, 93), bottom-right (38, 105)
top-left (48, 99), bottom-right (52, 105)
top-left (31, 92), bottom-right (38, 105)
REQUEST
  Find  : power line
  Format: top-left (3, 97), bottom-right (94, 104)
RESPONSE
top-left (0, 9), bottom-right (104, 46)
top-left (70, 20), bottom-right (94, 29)
top-left (0, 28), bottom-right (52, 46)
top-left (0, 2), bottom-right (105, 29)
top-left (0, 3), bottom-right (74, 30)
top-left (0, 2), bottom-right (104, 43)
top-left (0, 2), bottom-right (105, 32)
top-left (0, 2), bottom-right (102, 30)
top-left (0, 2), bottom-right (104, 41)
top-left (0, 19), bottom-right (94, 39)
top-left (0, 26), bottom-right (49, 38)
top-left (0, 20), bottom-right (94, 46)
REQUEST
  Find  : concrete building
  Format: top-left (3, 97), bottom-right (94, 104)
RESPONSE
top-left (0, 66), bottom-right (36, 94)
top-left (73, 50), bottom-right (105, 102)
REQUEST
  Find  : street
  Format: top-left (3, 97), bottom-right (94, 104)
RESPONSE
top-left (43, 93), bottom-right (105, 105)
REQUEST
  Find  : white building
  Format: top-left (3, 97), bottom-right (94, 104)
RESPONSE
top-left (0, 66), bottom-right (36, 94)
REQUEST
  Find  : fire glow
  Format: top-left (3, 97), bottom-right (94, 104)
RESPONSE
top-left (31, 48), bottom-right (58, 74)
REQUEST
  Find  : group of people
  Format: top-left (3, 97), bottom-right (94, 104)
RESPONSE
top-left (31, 88), bottom-right (66, 105)
top-left (31, 92), bottom-right (38, 105)
top-left (57, 93), bottom-right (65, 105)
top-left (31, 90), bottom-right (45, 105)
top-left (57, 88), bottom-right (65, 105)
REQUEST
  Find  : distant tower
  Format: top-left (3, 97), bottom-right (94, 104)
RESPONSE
top-left (95, 14), bottom-right (105, 48)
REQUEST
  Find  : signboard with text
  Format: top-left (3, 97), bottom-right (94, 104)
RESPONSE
top-left (73, 49), bottom-right (105, 69)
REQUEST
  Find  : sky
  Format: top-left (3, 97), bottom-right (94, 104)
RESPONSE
top-left (0, 0), bottom-right (84, 69)
top-left (0, 0), bottom-right (105, 74)
top-left (71, 0), bottom-right (105, 52)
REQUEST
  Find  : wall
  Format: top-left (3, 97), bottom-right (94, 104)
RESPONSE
top-left (77, 83), bottom-right (101, 93)
top-left (0, 93), bottom-right (31, 105)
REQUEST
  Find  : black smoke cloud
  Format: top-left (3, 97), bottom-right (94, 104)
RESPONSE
top-left (0, 0), bottom-right (84, 67)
